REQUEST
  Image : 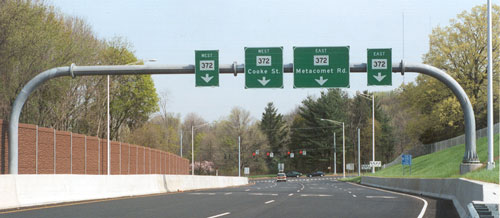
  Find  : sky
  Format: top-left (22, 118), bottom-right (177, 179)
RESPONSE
top-left (49, 0), bottom-right (483, 122)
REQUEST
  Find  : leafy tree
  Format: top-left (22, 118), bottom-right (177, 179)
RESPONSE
top-left (401, 4), bottom-right (500, 143)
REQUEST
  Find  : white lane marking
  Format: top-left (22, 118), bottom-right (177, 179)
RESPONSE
top-left (348, 182), bottom-right (428, 218)
top-left (265, 200), bottom-right (275, 204)
top-left (245, 189), bottom-right (250, 192)
top-left (207, 212), bottom-right (230, 218)
top-left (288, 193), bottom-right (294, 196)
top-left (309, 187), bottom-right (326, 190)
top-left (189, 193), bottom-right (215, 195)
top-left (366, 196), bottom-right (397, 199)
top-left (297, 190), bottom-right (300, 192)
top-left (353, 195), bottom-right (357, 198)
top-left (300, 194), bottom-right (332, 197)
top-left (224, 192), bottom-right (232, 195)
top-left (348, 191), bottom-right (352, 194)
top-left (249, 193), bottom-right (278, 196)
top-left (257, 188), bottom-right (261, 190)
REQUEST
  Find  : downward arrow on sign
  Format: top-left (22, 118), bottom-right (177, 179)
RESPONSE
top-left (373, 72), bottom-right (386, 82)
top-left (315, 76), bottom-right (328, 86)
top-left (258, 77), bottom-right (270, 86)
top-left (201, 74), bottom-right (213, 83)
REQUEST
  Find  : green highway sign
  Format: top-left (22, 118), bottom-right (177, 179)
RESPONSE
top-left (293, 46), bottom-right (350, 88)
top-left (367, 48), bottom-right (392, 86)
top-left (195, 50), bottom-right (219, 87)
top-left (245, 47), bottom-right (283, 88)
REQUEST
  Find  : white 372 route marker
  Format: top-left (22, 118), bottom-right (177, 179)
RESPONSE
top-left (201, 74), bottom-right (213, 83)
top-left (315, 76), bottom-right (328, 86)
top-left (373, 72), bottom-right (386, 82)
top-left (258, 76), bottom-right (270, 86)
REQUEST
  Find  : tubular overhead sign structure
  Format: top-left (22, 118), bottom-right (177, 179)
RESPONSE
top-left (8, 61), bottom-right (480, 174)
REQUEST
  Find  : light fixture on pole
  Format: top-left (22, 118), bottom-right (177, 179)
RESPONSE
top-left (320, 118), bottom-right (345, 178)
top-left (358, 92), bottom-right (376, 173)
top-left (191, 122), bottom-right (210, 175)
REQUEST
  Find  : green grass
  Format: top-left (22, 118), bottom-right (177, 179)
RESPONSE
top-left (371, 133), bottom-right (499, 184)
top-left (463, 164), bottom-right (499, 183)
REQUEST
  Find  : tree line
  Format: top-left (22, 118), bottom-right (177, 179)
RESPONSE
top-left (0, 0), bottom-right (158, 141)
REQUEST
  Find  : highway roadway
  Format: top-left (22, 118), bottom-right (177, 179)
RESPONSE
top-left (0, 176), bottom-right (458, 218)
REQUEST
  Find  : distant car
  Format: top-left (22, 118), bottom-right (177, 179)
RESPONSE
top-left (307, 171), bottom-right (325, 177)
top-left (286, 171), bottom-right (302, 178)
top-left (276, 173), bottom-right (287, 182)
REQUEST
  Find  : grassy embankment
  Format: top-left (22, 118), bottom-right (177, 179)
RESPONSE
top-left (367, 133), bottom-right (499, 184)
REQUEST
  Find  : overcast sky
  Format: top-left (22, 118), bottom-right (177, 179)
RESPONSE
top-left (49, 0), bottom-right (482, 122)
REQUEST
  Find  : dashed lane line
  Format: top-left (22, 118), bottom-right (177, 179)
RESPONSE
top-left (189, 193), bottom-right (216, 195)
top-left (249, 193), bottom-right (278, 196)
top-left (265, 200), bottom-right (275, 204)
top-left (207, 212), bottom-right (230, 218)
top-left (366, 196), bottom-right (397, 199)
top-left (300, 194), bottom-right (332, 197)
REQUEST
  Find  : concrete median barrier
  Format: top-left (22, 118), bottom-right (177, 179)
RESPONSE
top-left (361, 176), bottom-right (499, 218)
top-left (0, 174), bottom-right (248, 210)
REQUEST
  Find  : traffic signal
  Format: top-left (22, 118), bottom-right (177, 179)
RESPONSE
top-left (252, 152), bottom-right (256, 158)
top-left (287, 151), bottom-right (291, 155)
top-left (266, 152), bottom-right (270, 156)
top-left (299, 150), bottom-right (303, 154)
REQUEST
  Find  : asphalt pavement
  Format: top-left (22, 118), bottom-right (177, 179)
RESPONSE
top-left (0, 176), bottom-right (458, 218)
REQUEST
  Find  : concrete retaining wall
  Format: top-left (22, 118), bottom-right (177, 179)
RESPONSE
top-left (0, 174), bottom-right (248, 210)
top-left (361, 176), bottom-right (500, 218)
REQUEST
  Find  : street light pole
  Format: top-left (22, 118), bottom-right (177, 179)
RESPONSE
top-left (191, 125), bottom-right (194, 175)
top-left (358, 128), bottom-right (361, 176)
top-left (107, 75), bottom-right (110, 175)
top-left (238, 136), bottom-right (241, 177)
top-left (191, 122), bottom-right (210, 175)
top-left (372, 94), bottom-right (375, 173)
top-left (320, 118), bottom-right (345, 178)
top-left (106, 59), bottom-right (157, 175)
top-left (334, 132), bottom-right (336, 175)
top-left (342, 122), bottom-right (345, 178)
top-left (180, 129), bottom-right (183, 158)
top-left (358, 93), bottom-right (376, 173)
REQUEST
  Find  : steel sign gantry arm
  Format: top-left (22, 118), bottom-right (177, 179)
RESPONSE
top-left (8, 61), bottom-right (479, 174)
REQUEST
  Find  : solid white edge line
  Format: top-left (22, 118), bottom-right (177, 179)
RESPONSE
top-left (348, 182), bottom-right (428, 218)
top-left (265, 200), bottom-right (275, 204)
top-left (207, 212), bottom-right (230, 218)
